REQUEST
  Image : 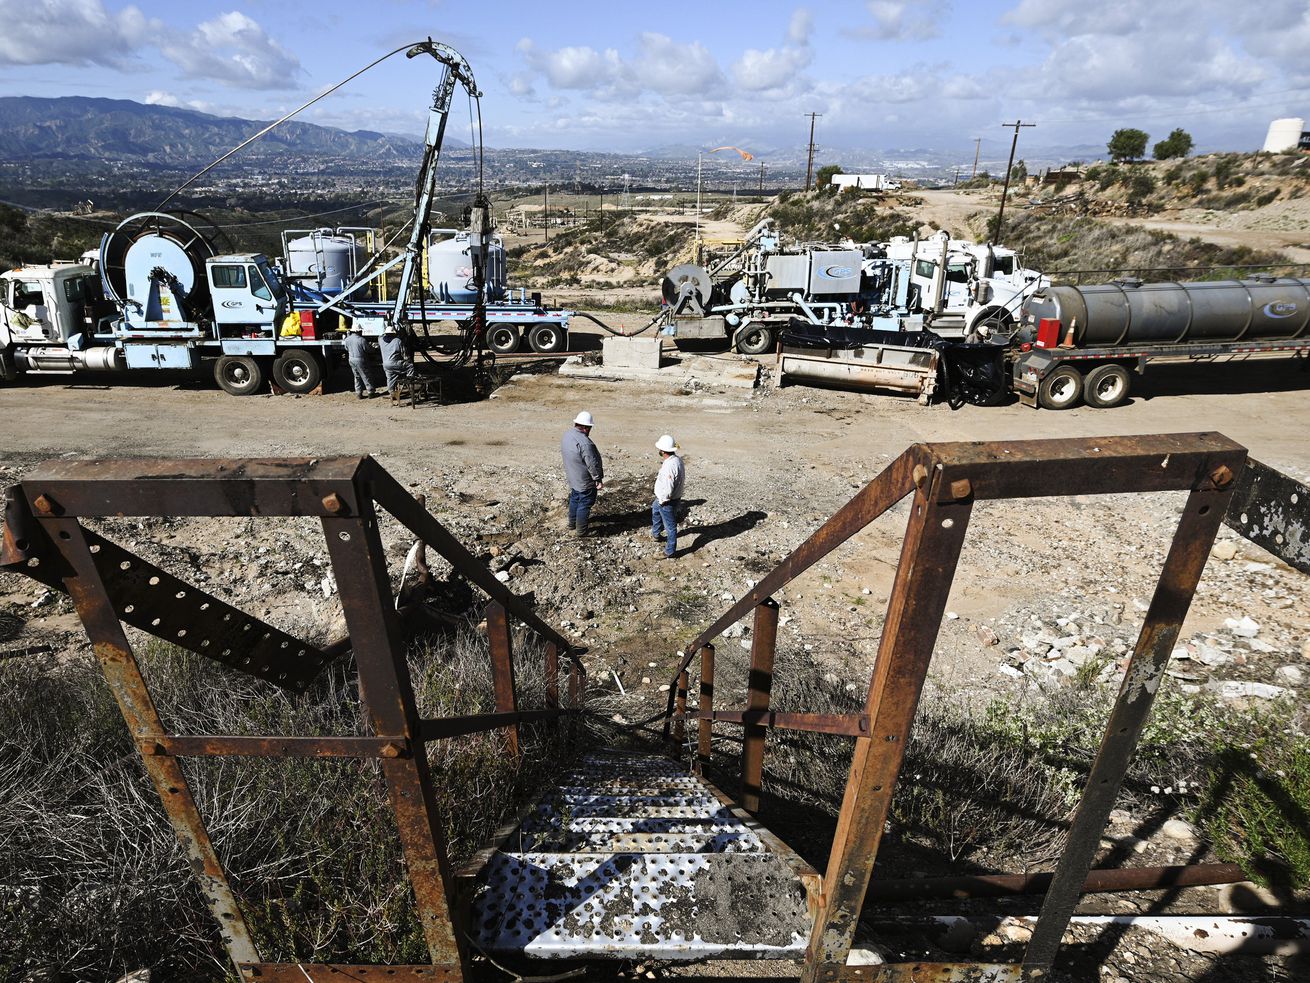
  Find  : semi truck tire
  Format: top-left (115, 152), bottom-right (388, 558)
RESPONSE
top-left (528, 323), bottom-right (566, 353)
top-left (1083, 363), bottom-right (1131, 408)
top-left (735, 324), bottom-right (774, 356)
top-left (1037, 364), bottom-right (1083, 410)
top-left (487, 325), bottom-right (521, 354)
top-left (272, 350), bottom-right (323, 394)
top-left (214, 355), bottom-right (265, 396)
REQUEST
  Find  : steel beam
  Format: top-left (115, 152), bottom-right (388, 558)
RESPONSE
top-left (741, 598), bottom-right (779, 814)
top-left (485, 600), bottom-right (521, 761)
top-left (701, 709), bottom-right (869, 737)
top-left (1023, 470), bottom-right (1239, 970)
top-left (1224, 456), bottom-right (1310, 574)
top-left (322, 508), bottom-right (465, 972)
top-left (37, 516), bottom-right (260, 971)
top-left (803, 478), bottom-right (975, 983)
top-left (698, 644), bottom-right (715, 768)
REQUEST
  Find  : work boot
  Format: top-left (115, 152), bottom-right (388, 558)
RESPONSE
top-left (574, 519), bottom-right (588, 538)
top-left (356, 391), bottom-right (365, 400)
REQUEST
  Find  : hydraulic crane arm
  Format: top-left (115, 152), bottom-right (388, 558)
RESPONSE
top-left (390, 39), bottom-right (482, 330)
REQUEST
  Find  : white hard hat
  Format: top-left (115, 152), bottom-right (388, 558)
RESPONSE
top-left (573, 411), bottom-right (594, 427)
top-left (349, 323), bottom-right (363, 333)
top-left (656, 434), bottom-right (678, 453)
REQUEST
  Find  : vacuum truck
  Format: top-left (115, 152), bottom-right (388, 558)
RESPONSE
top-left (1012, 275), bottom-right (1310, 409)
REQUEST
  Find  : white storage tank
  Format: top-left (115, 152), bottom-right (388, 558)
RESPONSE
top-left (1262, 118), bottom-right (1306, 153)
top-left (285, 230), bottom-right (363, 293)
top-left (427, 231), bottom-right (506, 303)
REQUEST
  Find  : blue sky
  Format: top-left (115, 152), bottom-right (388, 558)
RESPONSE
top-left (2, 0), bottom-right (1308, 156)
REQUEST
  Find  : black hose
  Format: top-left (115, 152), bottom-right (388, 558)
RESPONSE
top-left (571, 309), bottom-right (664, 337)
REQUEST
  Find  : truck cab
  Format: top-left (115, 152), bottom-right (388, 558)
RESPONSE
top-left (205, 255), bottom-right (287, 335)
top-left (884, 234), bottom-right (1047, 339)
top-left (0, 263), bottom-right (104, 347)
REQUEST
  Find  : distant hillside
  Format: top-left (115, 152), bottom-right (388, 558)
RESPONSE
top-left (0, 96), bottom-right (433, 164)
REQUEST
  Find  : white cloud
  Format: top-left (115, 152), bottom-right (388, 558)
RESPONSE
top-left (0, 0), bottom-right (156, 67)
top-left (144, 90), bottom-right (182, 107)
top-left (846, 1), bottom-right (945, 42)
top-left (631, 33), bottom-right (724, 96)
top-left (515, 39), bottom-right (625, 92)
top-left (164, 11), bottom-right (301, 90)
top-left (732, 8), bottom-right (813, 93)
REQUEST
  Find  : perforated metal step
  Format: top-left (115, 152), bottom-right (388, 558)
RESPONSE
top-left (467, 751), bottom-right (817, 960)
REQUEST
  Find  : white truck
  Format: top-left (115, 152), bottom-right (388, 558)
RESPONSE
top-left (880, 232), bottom-right (1048, 340)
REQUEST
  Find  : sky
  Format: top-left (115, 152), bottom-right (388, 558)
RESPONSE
top-left (2, 0), bottom-right (1309, 158)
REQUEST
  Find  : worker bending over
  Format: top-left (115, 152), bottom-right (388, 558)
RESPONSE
top-left (380, 329), bottom-right (414, 395)
top-left (561, 411), bottom-right (604, 537)
top-left (651, 434), bottom-right (684, 559)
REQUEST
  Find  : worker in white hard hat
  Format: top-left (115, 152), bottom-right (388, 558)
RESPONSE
top-left (651, 434), bottom-right (685, 559)
top-left (561, 411), bottom-right (604, 537)
top-left (343, 323), bottom-right (379, 399)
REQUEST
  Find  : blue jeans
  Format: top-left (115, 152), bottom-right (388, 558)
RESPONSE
top-left (568, 487), bottom-right (597, 529)
top-left (651, 498), bottom-right (678, 556)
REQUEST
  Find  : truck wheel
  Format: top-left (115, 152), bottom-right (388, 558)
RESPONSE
top-left (214, 355), bottom-right (264, 396)
top-left (1084, 363), bottom-right (1130, 408)
top-left (528, 323), bottom-right (566, 353)
top-left (272, 350), bottom-right (323, 394)
top-left (487, 325), bottom-right (521, 354)
top-left (735, 325), bottom-right (774, 356)
top-left (1037, 365), bottom-right (1083, 410)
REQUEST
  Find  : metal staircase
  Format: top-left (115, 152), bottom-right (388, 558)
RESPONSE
top-left (467, 751), bottom-right (820, 960)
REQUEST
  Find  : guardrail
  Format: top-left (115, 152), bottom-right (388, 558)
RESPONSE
top-left (659, 433), bottom-right (1251, 982)
top-left (0, 455), bottom-right (585, 981)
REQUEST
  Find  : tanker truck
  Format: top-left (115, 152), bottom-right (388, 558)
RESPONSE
top-left (1012, 275), bottom-right (1310, 409)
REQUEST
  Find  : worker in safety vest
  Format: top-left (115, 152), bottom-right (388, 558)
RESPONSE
top-left (344, 324), bottom-right (379, 399)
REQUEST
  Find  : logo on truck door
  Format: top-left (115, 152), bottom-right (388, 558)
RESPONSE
top-left (1264, 301), bottom-right (1299, 318)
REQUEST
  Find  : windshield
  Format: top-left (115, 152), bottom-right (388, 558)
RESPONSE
top-left (11, 280), bottom-right (44, 309)
top-left (946, 261), bottom-right (970, 284)
top-left (993, 255), bottom-right (1015, 276)
top-left (248, 265), bottom-right (273, 301)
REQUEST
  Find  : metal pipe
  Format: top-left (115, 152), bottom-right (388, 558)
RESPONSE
top-left (865, 863), bottom-right (1247, 901)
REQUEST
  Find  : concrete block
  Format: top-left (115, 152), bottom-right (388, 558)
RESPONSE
top-left (603, 336), bottom-right (662, 369)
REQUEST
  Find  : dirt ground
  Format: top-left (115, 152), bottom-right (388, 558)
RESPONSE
top-left (2, 325), bottom-right (1308, 981)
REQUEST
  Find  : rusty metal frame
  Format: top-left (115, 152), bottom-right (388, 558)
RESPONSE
top-left (0, 456), bottom-right (586, 982)
top-left (661, 433), bottom-right (1247, 982)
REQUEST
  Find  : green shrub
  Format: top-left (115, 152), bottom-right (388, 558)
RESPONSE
top-left (1196, 737), bottom-right (1310, 889)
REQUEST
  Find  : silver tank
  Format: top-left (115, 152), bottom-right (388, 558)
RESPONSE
top-left (1027, 277), bottom-right (1310, 347)
top-left (427, 231), bottom-right (506, 303)
top-left (285, 230), bottom-right (363, 293)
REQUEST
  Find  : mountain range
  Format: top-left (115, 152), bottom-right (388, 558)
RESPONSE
top-left (0, 96), bottom-right (430, 164)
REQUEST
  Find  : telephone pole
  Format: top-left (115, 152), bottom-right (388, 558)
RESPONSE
top-left (759, 160), bottom-right (766, 194)
top-left (971, 137), bottom-right (981, 178)
top-left (803, 112), bottom-right (822, 190)
top-left (543, 184), bottom-right (549, 244)
top-left (994, 120), bottom-right (1036, 243)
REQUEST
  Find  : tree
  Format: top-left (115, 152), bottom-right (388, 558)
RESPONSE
top-left (1010, 159), bottom-right (1027, 181)
top-left (1153, 128), bottom-right (1194, 160)
top-left (1107, 128), bottom-right (1149, 163)
top-left (815, 164), bottom-right (843, 191)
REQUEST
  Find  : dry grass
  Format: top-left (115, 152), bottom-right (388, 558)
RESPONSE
top-left (0, 623), bottom-right (587, 981)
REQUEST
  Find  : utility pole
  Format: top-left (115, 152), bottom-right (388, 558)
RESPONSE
top-left (971, 137), bottom-right (981, 178)
top-left (994, 120), bottom-right (1036, 243)
top-left (543, 184), bottom-right (549, 244)
top-left (758, 160), bottom-right (766, 194)
top-left (804, 112), bottom-right (822, 190)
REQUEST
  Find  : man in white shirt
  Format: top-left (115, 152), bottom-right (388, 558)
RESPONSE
top-left (651, 434), bottom-right (685, 559)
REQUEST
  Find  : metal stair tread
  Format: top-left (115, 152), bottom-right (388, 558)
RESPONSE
top-left (471, 851), bottom-right (810, 958)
